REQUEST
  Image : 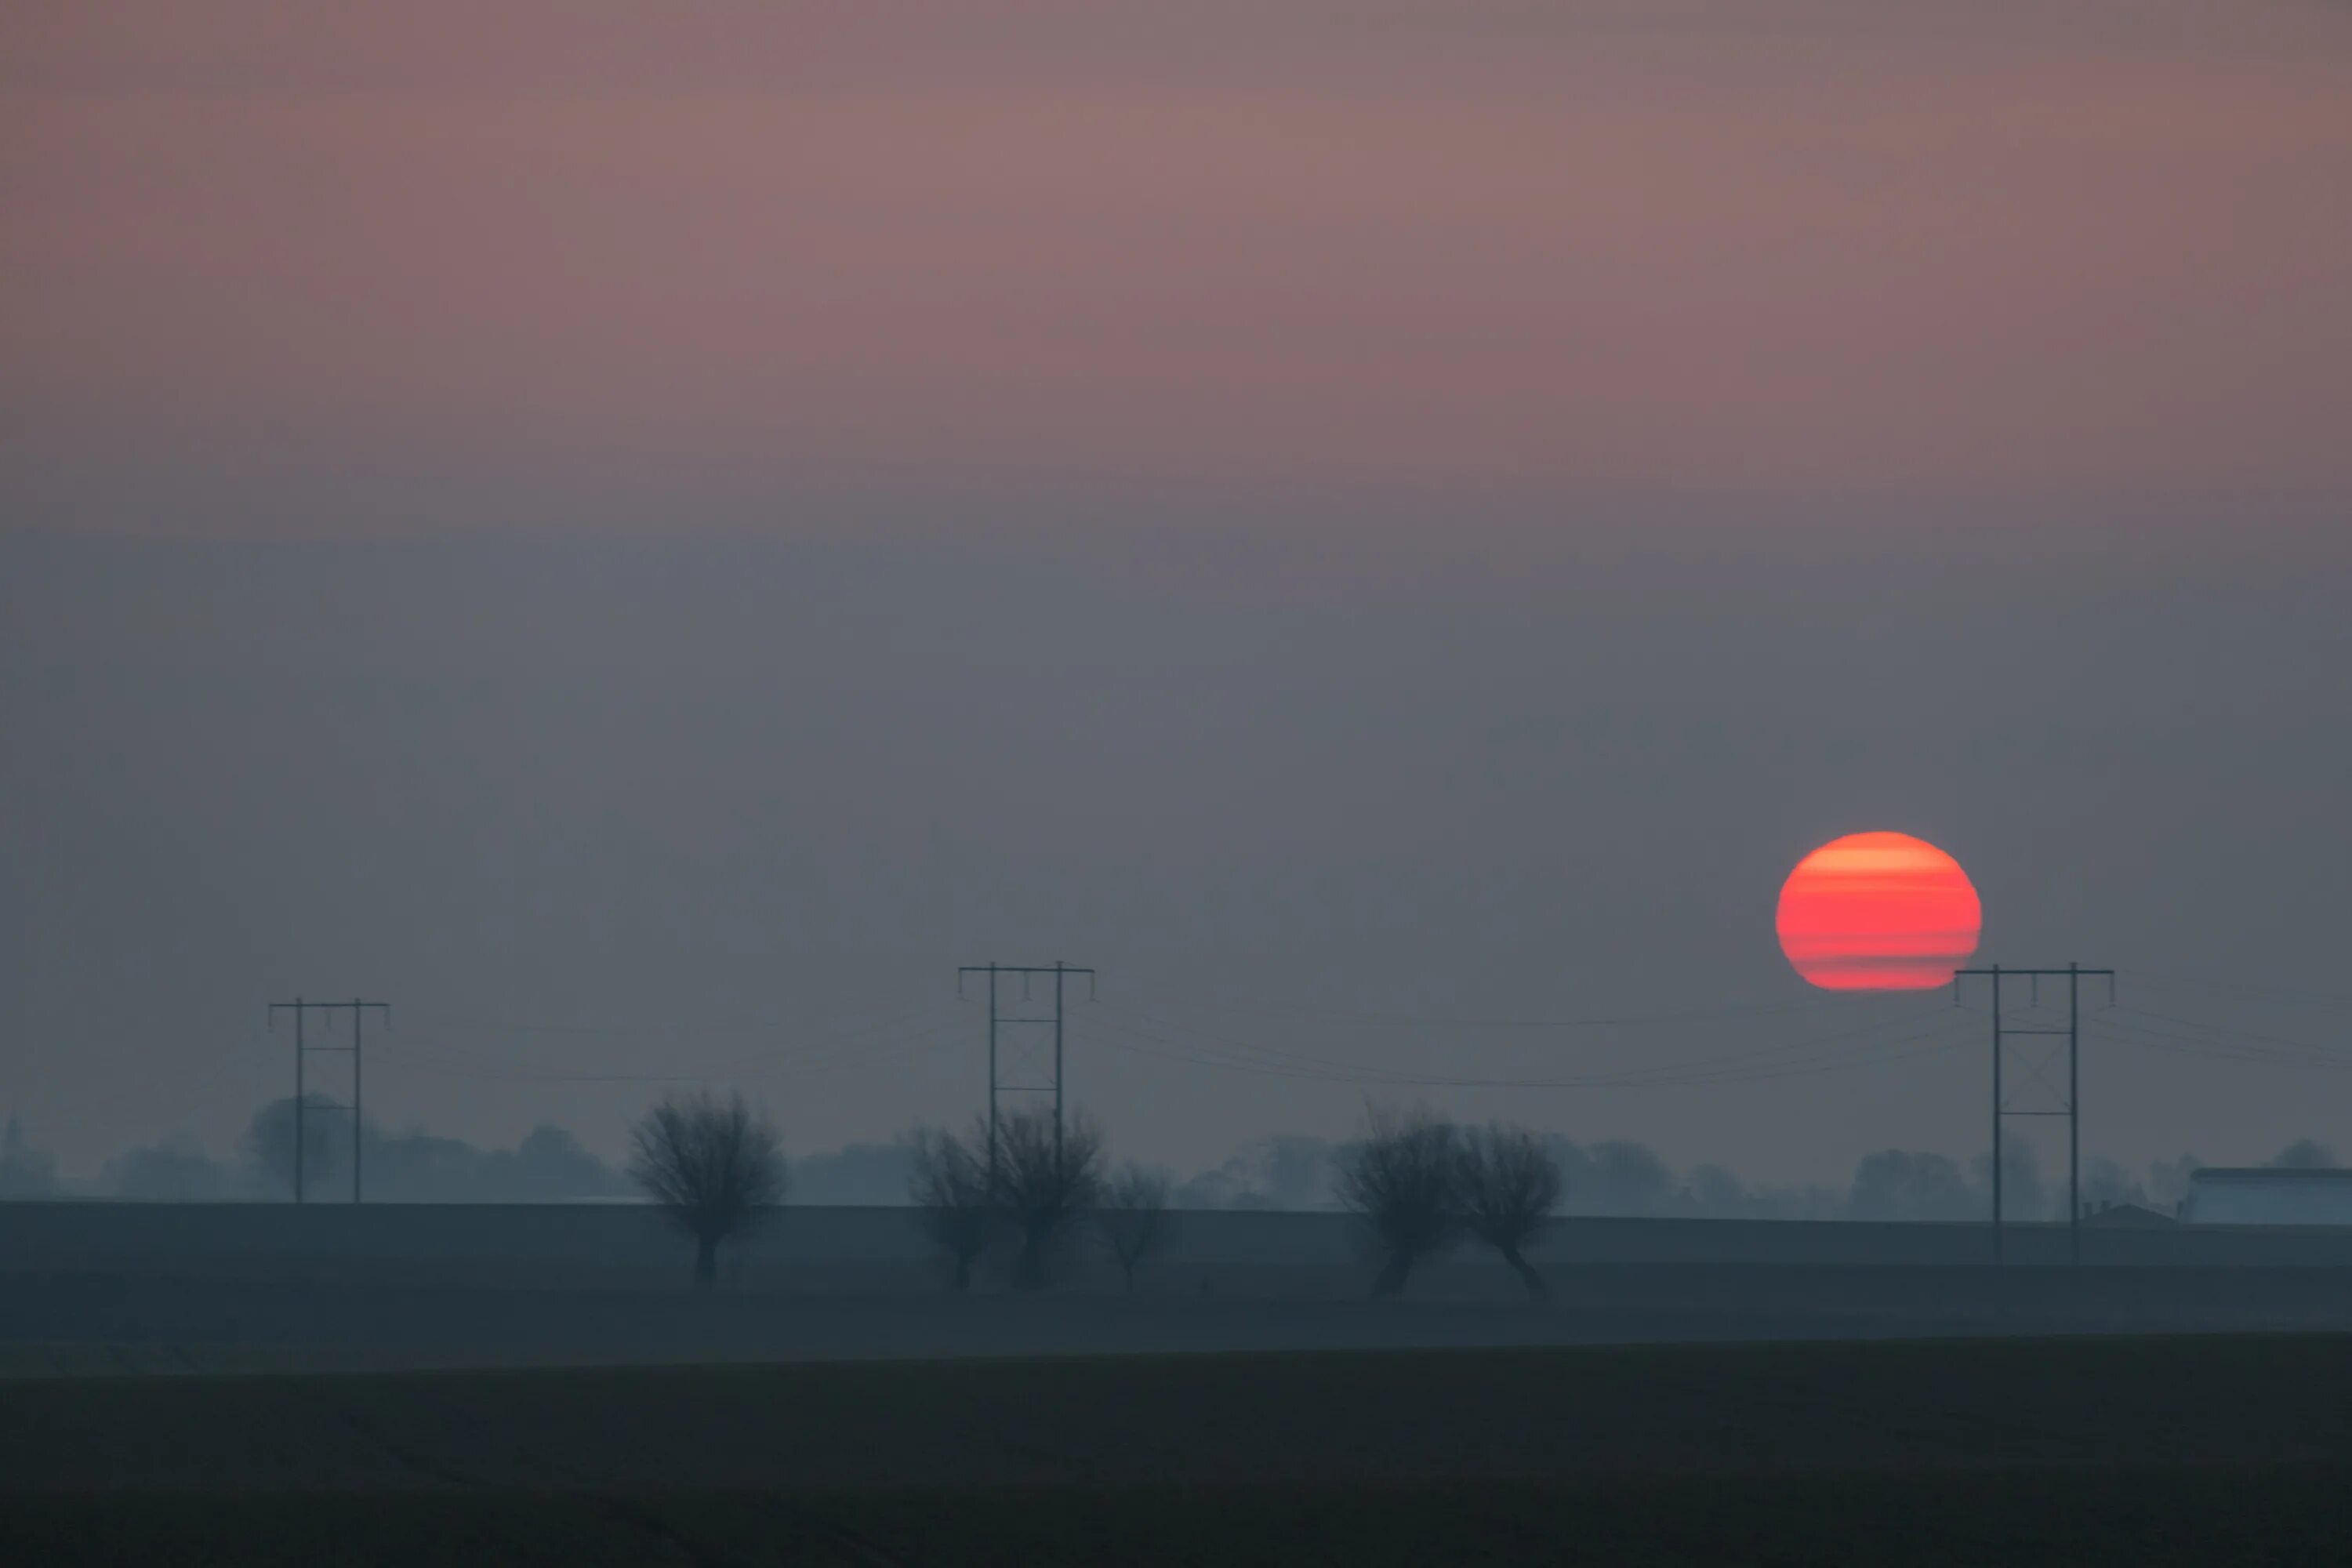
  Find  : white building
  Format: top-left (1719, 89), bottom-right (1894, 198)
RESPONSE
top-left (2182, 1167), bottom-right (2352, 1226)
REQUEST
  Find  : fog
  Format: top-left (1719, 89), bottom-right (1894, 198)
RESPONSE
top-left (3, 526), bottom-right (2347, 1192)
top-left (8, 0), bottom-right (2352, 1199)
top-left (6, 1099), bottom-right (2335, 1223)
top-left (6, 6), bottom-right (2352, 1552)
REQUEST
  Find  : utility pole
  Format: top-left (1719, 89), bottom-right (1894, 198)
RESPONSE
top-left (986, 965), bottom-right (1000, 1178)
top-left (957, 962), bottom-right (1095, 1165)
top-left (1953, 964), bottom-right (2114, 1265)
top-left (267, 998), bottom-right (390, 1203)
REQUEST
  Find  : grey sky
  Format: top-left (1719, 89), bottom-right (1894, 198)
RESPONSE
top-left (5, 0), bottom-right (2350, 1189)
top-left (4, 498), bottom-right (2345, 1186)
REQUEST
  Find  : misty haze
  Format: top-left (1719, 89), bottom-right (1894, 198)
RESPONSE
top-left (4, 2), bottom-right (2350, 1565)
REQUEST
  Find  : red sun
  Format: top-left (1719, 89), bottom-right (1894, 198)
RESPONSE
top-left (1776, 832), bottom-right (1982, 990)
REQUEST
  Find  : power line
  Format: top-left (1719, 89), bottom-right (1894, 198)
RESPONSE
top-left (406, 995), bottom-right (956, 1048)
top-left (699, 1003), bottom-right (968, 1076)
top-left (2087, 1016), bottom-right (2352, 1073)
top-left (2106, 1004), bottom-right (2352, 1062)
top-left (1092, 994), bottom-right (1958, 1086)
top-left (2138, 975), bottom-right (2352, 1010)
top-left (368, 998), bottom-right (965, 1082)
top-left (959, 962), bottom-right (1094, 1160)
top-left (266, 997), bottom-right (390, 1204)
top-left (1082, 1013), bottom-right (1972, 1092)
top-left (1120, 989), bottom-right (1854, 1031)
top-left (412, 1016), bottom-right (776, 1037)
top-left (1081, 1002), bottom-right (1974, 1091)
top-left (1953, 964), bottom-right (2114, 1267)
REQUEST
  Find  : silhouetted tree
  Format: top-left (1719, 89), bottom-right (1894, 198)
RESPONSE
top-left (2145, 1152), bottom-right (2205, 1214)
top-left (1970, 1139), bottom-right (2049, 1221)
top-left (908, 1123), bottom-right (995, 1291)
top-left (990, 1107), bottom-right (1103, 1290)
top-left (1456, 1122), bottom-right (1562, 1300)
top-left (1337, 1107), bottom-right (1461, 1298)
top-left (1847, 1149), bottom-right (1976, 1221)
top-left (1682, 1162), bottom-right (1748, 1216)
top-left (1174, 1135), bottom-right (1335, 1210)
top-left (627, 1091), bottom-right (785, 1288)
top-left (241, 1094), bottom-right (348, 1200)
top-left (493, 1125), bottom-right (632, 1202)
top-left (210, 1100), bottom-right (634, 1203)
top-left (797, 1138), bottom-right (921, 1204)
top-left (2078, 1154), bottom-right (2151, 1214)
top-left (102, 1138), bottom-right (233, 1201)
top-left (1573, 1138), bottom-right (1676, 1216)
top-left (0, 1116), bottom-right (57, 1198)
top-left (1097, 1163), bottom-right (1175, 1295)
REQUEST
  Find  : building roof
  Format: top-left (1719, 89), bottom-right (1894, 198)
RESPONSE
top-left (2082, 1202), bottom-right (2177, 1228)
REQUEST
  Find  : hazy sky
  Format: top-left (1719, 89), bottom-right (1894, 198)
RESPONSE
top-left (3, 2), bottom-right (2349, 1185)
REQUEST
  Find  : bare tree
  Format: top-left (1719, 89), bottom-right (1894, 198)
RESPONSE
top-left (908, 1123), bottom-right (995, 1291)
top-left (1457, 1121), bottom-right (1563, 1300)
top-left (1336, 1106), bottom-right (1461, 1298)
top-left (241, 1093), bottom-right (348, 1200)
top-left (1096, 1163), bottom-right (1175, 1295)
top-left (990, 1107), bottom-right (1104, 1290)
top-left (0, 1116), bottom-right (57, 1198)
top-left (627, 1091), bottom-right (786, 1289)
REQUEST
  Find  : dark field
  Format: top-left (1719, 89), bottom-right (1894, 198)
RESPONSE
top-left (9, 1264), bottom-right (2352, 1373)
top-left (6, 1334), bottom-right (2352, 1565)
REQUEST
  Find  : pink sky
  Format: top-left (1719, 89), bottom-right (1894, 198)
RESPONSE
top-left (5, 1), bottom-right (2350, 517)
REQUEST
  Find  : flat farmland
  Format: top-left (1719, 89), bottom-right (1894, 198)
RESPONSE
top-left (8, 1265), bottom-right (2350, 1372)
top-left (5, 1334), bottom-right (2351, 1565)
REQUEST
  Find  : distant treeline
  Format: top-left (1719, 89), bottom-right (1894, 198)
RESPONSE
top-left (0, 1102), bottom-right (631, 1205)
top-left (0, 1108), bottom-right (2335, 1219)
